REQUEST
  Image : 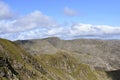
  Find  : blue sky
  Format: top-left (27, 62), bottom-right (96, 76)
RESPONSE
top-left (5, 0), bottom-right (120, 26)
top-left (0, 0), bottom-right (120, 40)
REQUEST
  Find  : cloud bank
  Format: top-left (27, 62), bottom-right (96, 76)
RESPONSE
top-left (0, 10), bottom-right (58, 33)
top-left (0, 1), bottom-right (120, 40)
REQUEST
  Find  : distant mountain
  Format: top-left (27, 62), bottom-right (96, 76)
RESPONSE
top-left (16, 37), bottom-right (120, 71)
top-left (0, 37), bottom-right (120, 80)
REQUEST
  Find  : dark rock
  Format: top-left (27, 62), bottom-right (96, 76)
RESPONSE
top-left (0, 57), bottom-right (6, 67)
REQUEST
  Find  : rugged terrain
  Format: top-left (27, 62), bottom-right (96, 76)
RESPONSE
top-left (16, 37), bottom-right (120, 71)
top-left (0, 37), bottom-right (120, 80)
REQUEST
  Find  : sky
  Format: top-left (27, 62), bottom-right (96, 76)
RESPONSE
top-left (0, 0), bottom-right (120, 40)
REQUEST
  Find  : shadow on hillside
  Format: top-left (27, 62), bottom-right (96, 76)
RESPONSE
top-left (16, 40), bottom-right (34, 45)
top-left (106, 69), bottom-right (120, 80)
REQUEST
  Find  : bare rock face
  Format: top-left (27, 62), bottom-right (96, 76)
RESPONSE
top-left (0, 57), bottom-right (19, 80)
top-left (0, 57), bottom-right (6, 67)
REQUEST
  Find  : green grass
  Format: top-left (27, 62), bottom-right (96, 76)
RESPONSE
top-left (0, 38), bottom-right (111, 80)
top-left (33, 51), bottom-right (109, 80)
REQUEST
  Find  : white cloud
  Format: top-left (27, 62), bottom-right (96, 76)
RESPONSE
top-left (69, 23), bottom-right (120, 38)
top-left (0, 1), bottom-right (120, 40)
top-left (14, 11), bottom-right (57, 28)
top-left (14, 27), bottom-right (65, 40)
top-left (0, 1), bottom-right (13, 20)
top-left (1, 22), bottom-right (120, 40)
top-left (64, 7), bottom-right (78, 16)
top-left (0, 10), bottom-right (58, 33)
top-left (47, 28), bottom-right (64, 36)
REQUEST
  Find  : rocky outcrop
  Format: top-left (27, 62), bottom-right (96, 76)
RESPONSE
top-left (106, 69), bottom-right (120, 80)
top-left (0, 57), bottom-right (19, 80)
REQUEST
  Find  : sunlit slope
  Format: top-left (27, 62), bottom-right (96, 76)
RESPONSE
top-left (16, 37), bottom-right (120, 70)
top-left (0, 38), bottom-right (111, 80)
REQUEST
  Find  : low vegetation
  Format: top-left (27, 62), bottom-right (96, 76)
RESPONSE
top-left (0, 38), bottom-right (119, 80)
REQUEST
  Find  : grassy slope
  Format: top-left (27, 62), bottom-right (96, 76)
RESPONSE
top-left (34, 51), bottom-right (110, 80)
top-left (18, 38), bottom-right (120, 71)
top-left (0, 38), bottom-right (47, 80)
top-left (0, 38), bottom-right (111, 80)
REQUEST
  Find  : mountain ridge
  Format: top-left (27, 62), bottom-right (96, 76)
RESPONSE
top-left (16, 37), bottom-right (120, 71)
top-left (0, 37), bottom-right (120, 80)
